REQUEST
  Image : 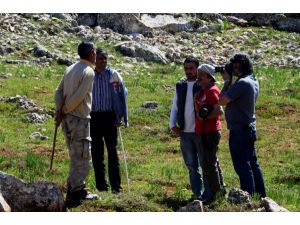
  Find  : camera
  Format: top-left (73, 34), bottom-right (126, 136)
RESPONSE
top-left (198, 104), bottom-right (214, 120)
top-left (215, 63), bottom-right (233, 76)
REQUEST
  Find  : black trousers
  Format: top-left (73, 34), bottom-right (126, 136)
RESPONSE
top-left (90, 111), bottom-right (122, 191)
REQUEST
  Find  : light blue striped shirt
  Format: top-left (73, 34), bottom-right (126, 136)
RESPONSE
top-left (92, 68), bottom-right (112, 112)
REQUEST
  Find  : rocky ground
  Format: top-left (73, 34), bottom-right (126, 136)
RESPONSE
top-left (0, 13), bottom-right (300, 70)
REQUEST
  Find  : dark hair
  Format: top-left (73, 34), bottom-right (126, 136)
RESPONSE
top-left (230, 53), bottom-right (253, 75)
top-left (78, 41), bottom-right (95, 60)
top-left (184, 56), bottom-right (199, 68)
top-left (96, 48), bottom-right (108, 58)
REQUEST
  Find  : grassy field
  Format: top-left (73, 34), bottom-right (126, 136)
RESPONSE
top-left (0, 38), bottom-right (299, 211)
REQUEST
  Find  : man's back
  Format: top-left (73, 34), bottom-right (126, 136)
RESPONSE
top-left (55, 60), bottom-right (95, 119)
top-left (224, 75), bottom-right (259, 130)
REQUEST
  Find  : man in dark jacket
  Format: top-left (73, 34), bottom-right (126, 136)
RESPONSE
top-left (169, 56), bottom-right (204, 199)
top-left (90, 48), bottom-right (128, 193)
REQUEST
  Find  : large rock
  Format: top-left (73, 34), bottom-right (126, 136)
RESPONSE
top-left (0, 171), bottom-right (65, 212)
top-left (160, 21), bottom-right (198, 34)
top-left (273, 17), bottom-right (300, 33)
top-left (33, 44), bottom-right (53, 58)
top-left (140, 14), bottom-right (198, 34)
top-left (178, 200), bottom-right (204, 212)
top-left (261, 197), bottom-right (289, 212)
top-left (77, 13), bottom-right (151, 34)
top-left (0, 191), bottom-right (11, 212)
top-left (115, 41), bottom-right (168, 64)
top-left (77, 13), bottom-right (97, 27)
top-left (227, 13), bottom-right (300, 33)
top-left (97, 14), bottom-right (151, 34)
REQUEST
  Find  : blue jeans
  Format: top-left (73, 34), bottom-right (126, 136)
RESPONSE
top-left (180, 132), bottom-right (210, 197)
top-left (229, 129), bottom-right (266, 197)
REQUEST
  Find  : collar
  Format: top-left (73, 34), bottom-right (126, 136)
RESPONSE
top-left (95, 67), bottom-right (109, 75)
top-left (80, 59), bottom-right (95, 70)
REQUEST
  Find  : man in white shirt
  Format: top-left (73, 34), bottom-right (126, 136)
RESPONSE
top-left (169, 56), bottom-right (204, 199)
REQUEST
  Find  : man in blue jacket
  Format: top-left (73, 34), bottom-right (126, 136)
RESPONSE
top-left (90, 48), bottom-right (128, 193)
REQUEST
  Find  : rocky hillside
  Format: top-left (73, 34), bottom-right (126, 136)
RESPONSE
top-left (1, 13), bottom-right (300, 69)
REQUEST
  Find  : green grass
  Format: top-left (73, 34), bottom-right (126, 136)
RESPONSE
top-left (0, 30), bottom-right (299, 212)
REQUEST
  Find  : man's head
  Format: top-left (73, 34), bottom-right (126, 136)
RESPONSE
top-left (78, 41), bottom-right (96, 64)
top-left (230, 53), bottom-right (253, 77)
top-left (183, 56), bottom-right (199, 81)
top-left (95, 48), bottom-right (108, 72)
top-left (197, 64), bottom-right (216, 87)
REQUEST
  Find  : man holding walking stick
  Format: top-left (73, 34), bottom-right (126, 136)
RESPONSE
top-left (90, 48), bottom-right (129, 194)
top-left (54, 41), bottom-right (99, 208)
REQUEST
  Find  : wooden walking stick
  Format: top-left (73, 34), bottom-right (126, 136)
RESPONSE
top-left (50, 96), bottom-right (66, 171)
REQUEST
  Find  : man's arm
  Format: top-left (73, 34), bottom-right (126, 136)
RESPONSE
top-left (169, 89), bottom-right (181, 136)
top-left (219, 94), bottom-right (231, 106)
top-left (54, 76), bottom-right (64, 111)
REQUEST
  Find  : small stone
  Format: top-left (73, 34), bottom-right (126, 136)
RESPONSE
top-left (227, 188), bottom-right (251, 205)
top-left (141, 101), bottom-right (159, 109)
top-left (260, 197), bottom-right (289, 212)
top-left (29, 132), bottom-right (42, 139)
top-left (0, 192), bottom-right (11, 212)
top-left (178, 200), bottom-right (204, 212)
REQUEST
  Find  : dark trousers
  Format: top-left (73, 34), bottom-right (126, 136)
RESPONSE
top-left (229, 129), bottom-right (266, 198)
top-left (90, 111), bottom-right (122, 191)
top-left (198, 131), bottom-right (222, 194)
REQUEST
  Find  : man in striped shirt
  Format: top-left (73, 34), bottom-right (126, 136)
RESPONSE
top-left (91, 48), bottom-right (128, 193)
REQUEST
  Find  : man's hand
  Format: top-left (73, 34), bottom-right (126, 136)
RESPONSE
top-left (171, 126), bottom-right (181, 136)
top-left (54, 110), bottom-right (64, 127)
top-left (221, 71), bottom-right (230, 81)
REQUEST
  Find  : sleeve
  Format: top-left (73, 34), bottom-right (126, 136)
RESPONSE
top-left (223, 80), bottom-right (246, 102)
top-left (54, 75), bottom-right (64, 111)
top-left (207, 89), bottom-right (220, 105)
top-left (169, 88), bottom-right (178, 129)
top-left (121, 79), bottom-right (129, 128)
top-left (64, 69), bottom-right (94, 114)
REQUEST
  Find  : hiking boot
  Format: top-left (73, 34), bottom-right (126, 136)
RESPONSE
top-left (112, 187), bottom-right (123, 194)
top-left (65, 189), bottom-right (99, 208)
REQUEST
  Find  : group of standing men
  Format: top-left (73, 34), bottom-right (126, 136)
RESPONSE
top-left (55, 41), bottom-right (128, 208)
top-left (170, 54), bottom-right (266, 204)
top-left (54, 40), bottom-right (266, 208)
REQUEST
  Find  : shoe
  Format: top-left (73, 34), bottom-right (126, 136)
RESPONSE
top-left (112, 187), bottom-right (123, 194)
top-left (65, 189), bottom-right (99, 208)
top-left (202, 196), bottom-right (216, 205)
top-left (96, 184), bottom-right (109, 192)
top-left (97, 187), bottom-right (109, 192)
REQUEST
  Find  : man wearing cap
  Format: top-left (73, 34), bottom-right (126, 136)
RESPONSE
top-left (194, 64), bottom-right (225, 204)
top-left (219, 53), bottom-right (266, 198)
top-left (54, 41), bottom-right (99, 208)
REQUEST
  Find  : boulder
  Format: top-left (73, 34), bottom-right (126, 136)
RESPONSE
top-left (0, 171), bottom-right (65, 212)
top-left (160, 21), bottom-right (197, 34)
top-left (261, 197), bottom-right (289, 212)
top-left (226, 16), bottom-right (248, 27)
top-left (178, 200), bottom-right (204, 212)
top-left (227, 188), bottom-right (251, 205)
top-left (33, 44), bottom-right (53, 58)
top-left (273, 17), bottom-right (300, 33)
top-left (96, 14), bottom-right (151, 34)
top-left (0, 191), bottom-right (11, 212)
top-left (115, 41), bottom-right (168, 64)
top-left (76, 13), bottom-right (97, 27)
top-left (0, 46), bottom-right (16, 55)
